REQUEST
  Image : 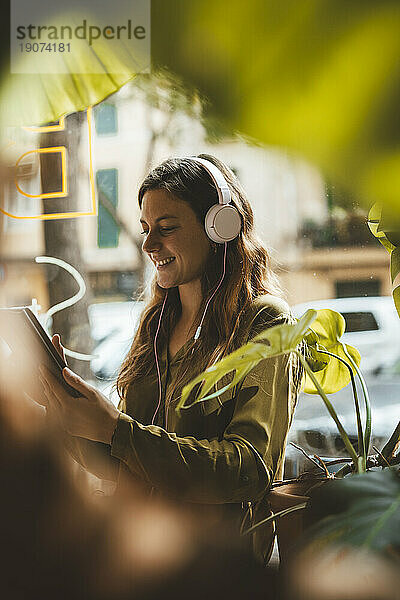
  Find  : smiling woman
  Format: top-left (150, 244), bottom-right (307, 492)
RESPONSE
top-left (43, 154), bottom-right (302, 564)
top-left (139, 190), bottom-right (211, 296)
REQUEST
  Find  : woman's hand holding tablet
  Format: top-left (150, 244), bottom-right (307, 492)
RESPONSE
top-left (39, 334), bottom-right (120, 444)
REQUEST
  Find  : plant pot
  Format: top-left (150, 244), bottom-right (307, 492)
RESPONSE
top-left (267, 478), bottom-right (328, 563)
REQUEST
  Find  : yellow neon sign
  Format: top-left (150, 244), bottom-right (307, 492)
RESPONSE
top-left (15, 146), bottom-right (68, 199)
top-left (23, 115), bottom-right (66, 133)
top-left (0, 107), bottom-right (96, 220)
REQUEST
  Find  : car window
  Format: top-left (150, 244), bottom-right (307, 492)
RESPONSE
top-left (342, 311), bottom-right (379, 333)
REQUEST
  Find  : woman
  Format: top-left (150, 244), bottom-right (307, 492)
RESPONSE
top-left (40, 154), bottom-right (301, 560)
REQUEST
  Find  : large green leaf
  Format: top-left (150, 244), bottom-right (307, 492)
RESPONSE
top-left (176, 309), bottom-right (317, 413)
top-left (367, 204), bottom-right (396, 253)
top-left (394, 285), bottom-right (400, 320)
top-left (251, 308), bottom-right (317, 349)
top-left (376, 204), bottom-right (400, 245)
top-left (303, 331), bottom-right (329, 373)
top-left (151, 1), bottom-right (400, 214)
top-left (367, 204), bottom-right (400, 319)
top-left (0, 10), bottom-right (148, 129)
top-left (307, 469), bottom-right (400, 556)
top-left (391, 247), bottom-right (400, 284)
top-left (303, 309), bottom-right (361, 394)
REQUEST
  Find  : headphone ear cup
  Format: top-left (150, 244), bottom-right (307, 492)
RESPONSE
top-left (205, 203), bottom-right (242, 243)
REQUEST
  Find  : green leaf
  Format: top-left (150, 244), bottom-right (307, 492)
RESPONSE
top-left (304, 344), bottom-right (360, 395)
top-left (305, 344), bottom-right (329, 373)
top-left (150, 2), bottom-right (400, 215)
top-left (368, 202), bottom-right (382, 223)
top-left (393, 285), bottom-right (400, 320)
top-left (376, 205), bottom-right (400, 243)
top-left (391, 247), bottom-right (400, 284)
top-left (303, 329), bottom-right (330, 372)
top-left (176, 309), bottom-right (317, 414)
top-left (303, 310), bottom-right (361, 394)
top-left (307, 470), bottom-right (400, 556)
top-left (299, 353), bottom-right (359, 465)
top-left (367, 204), bottom-right (395, 253)
top-left (304, 329), bottom-right (319, 346)
top-left (252, 308), bottom-right (317, 349)
top-left (309, 308), bottom-right (345, 341)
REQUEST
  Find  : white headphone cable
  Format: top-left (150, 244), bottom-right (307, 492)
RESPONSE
top-left (193, 241), bottom-right (228, 341)
top-left (151, 291), bottom-right (168, 425)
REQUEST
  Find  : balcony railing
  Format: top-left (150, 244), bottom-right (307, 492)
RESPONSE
top-left (300, 212), bottom-right (381, 248)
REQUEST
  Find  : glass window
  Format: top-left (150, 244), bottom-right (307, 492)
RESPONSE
top-left (96, 169), bottom-right (120, 248)
top-left (341, 311), bottom-right (379, 333)
top-left (94, 103), bottom-right (118, 135)
top-left (335, 279), bottom-right (381, 298)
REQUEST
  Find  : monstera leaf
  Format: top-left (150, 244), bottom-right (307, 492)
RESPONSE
top-left (303, 309), bottom-right (361, 395)
top-left (177, 306), bottom-right (364, 467)
top-left (176, 309), bottom-right (317, 414)
top-left (367, 203), bottom-right (396, 253)
top-left (368, 203), bottom-right (400, 319)
top-left (177, 308), bottom-right (360, 414)
top-left (307, 469), bottom-right (400, 557)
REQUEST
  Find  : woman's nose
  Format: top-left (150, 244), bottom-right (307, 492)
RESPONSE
top-left (142, 230), bottom-right (162, 254)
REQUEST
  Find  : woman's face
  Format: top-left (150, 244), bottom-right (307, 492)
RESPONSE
top-left (140, 189), bottom-right (212, 289)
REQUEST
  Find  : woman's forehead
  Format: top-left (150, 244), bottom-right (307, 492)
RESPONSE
top-left (140, 189), bottom-right (195, 220)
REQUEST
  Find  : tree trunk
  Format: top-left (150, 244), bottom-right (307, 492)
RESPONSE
top-left (97, 188), bottom-right (145, 296)
top-left (40, 111), bottom-right (93, 379)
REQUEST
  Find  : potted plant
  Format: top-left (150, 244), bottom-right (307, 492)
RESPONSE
top-left (175, 304), bottom-right (400, 563)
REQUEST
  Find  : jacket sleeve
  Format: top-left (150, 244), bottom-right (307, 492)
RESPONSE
top-left (110, 350), bottom-right (297, 504)
top-left (62, 433), bottom-right (120, 482)
top-left (46, 409), bottom-right (119, 481)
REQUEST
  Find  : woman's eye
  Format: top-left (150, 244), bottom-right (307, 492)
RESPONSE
top-left (140, 227), bottom-right (176, 236)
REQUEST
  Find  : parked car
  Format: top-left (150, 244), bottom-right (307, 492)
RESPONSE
top-left (285, 296), bottom-right (400, 477)
top-left (286, 373), bottom-right (400, 477)
top-left (292, 296), bottom-right (400, 375)
top-left (88, 301), bottom-right (145, 348)
top-left (88, 301), bottom-right (144, 387)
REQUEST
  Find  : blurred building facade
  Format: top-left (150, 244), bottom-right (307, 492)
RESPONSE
top-left (0, 83), bottom-right (391, 311)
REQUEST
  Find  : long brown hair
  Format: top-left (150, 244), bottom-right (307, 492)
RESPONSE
top-left (116, 154), bottom-right (285, 408)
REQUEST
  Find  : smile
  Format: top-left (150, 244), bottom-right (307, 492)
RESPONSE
top-left (156, 257), bottom-right (176, 268)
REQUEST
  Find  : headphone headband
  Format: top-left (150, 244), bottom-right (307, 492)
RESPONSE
top-left (187, 155), bottom-right (241, 244)
top-left (189, 156), bottom-right (231, 205)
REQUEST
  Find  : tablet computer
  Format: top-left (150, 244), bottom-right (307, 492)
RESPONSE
top-left (0, 307), bottom-right (81, 398)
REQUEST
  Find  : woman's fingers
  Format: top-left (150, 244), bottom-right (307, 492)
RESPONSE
top-left (39, 371), bottom-right (64, 413)
top-left (39, 366), bottom-right (79, 419)
top-left (40, 365), bottom-right (120, 442)
top-left (51, 334), bottom-right (62, 357)
top-left (51, 334), bottom-right (67, 365)
top-left (62, 368), bottom-right (94, 397)
top-left (40, 377), bottom-right (66, 430)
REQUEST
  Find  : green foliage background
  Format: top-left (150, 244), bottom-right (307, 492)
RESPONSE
top-left (2, 1), bottom-right (400, 217)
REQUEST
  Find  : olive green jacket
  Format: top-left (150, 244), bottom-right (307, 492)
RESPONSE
top-left (65, 294), bottom-right (300, 508)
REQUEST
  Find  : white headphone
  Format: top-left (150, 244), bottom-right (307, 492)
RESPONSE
top-left (189, 157), bottom-right (242, 243)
